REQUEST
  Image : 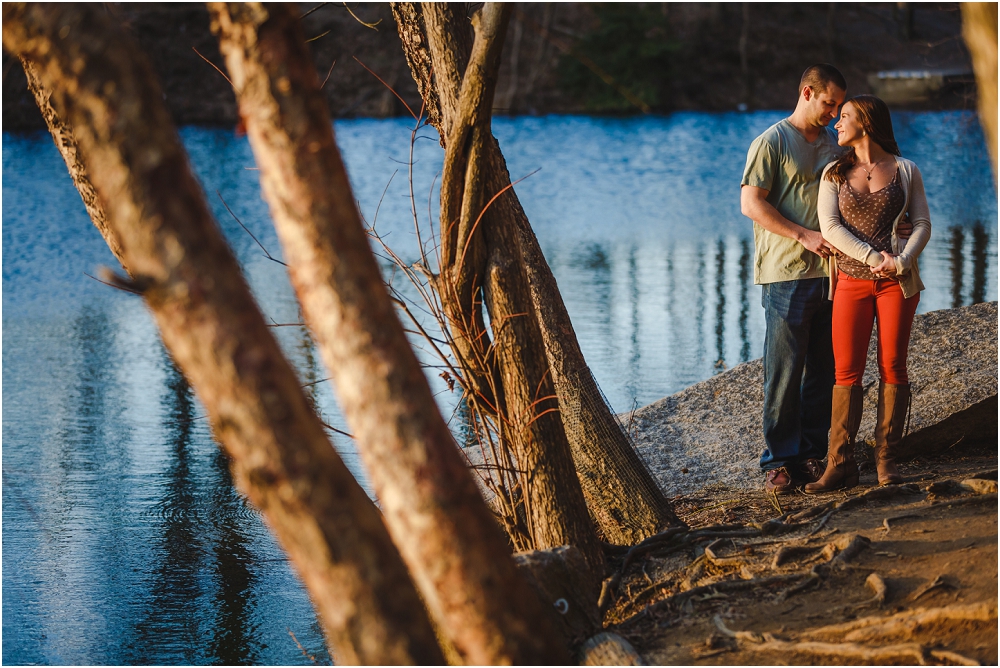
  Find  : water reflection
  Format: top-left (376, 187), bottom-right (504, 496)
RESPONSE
top-left (135, 360), bottom-right (205, 664)
top-left (738, 239), bottom-right (752, 363)
top-left (947, 222), bottom-right (992, 309)
top-left (970, 223), bottom-right (989, 305)
top-left (627, 247), bottom-right (640, 402)
top-left (714, 239), bottom-right (726, 370)
top-left (207, 445), bottom-right (258, 666)
top-left (949, 226), bottom-right (965, 308)
top-left (693, 247), bottom-right (708, 378)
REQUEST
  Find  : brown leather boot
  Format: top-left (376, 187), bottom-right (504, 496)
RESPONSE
top-left (805, 385), bottom-right (863, 494)
top-left (874, 382), bottom-right (909, 485)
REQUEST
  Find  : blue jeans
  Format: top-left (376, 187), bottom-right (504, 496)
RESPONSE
top-left (759, 278), bottom-right (835, 471)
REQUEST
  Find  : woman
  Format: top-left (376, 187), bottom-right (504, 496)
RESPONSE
top-left (805, 95), bottom-right (931, 493)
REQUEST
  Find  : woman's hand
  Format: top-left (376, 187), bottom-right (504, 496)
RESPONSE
top-left (870, 251), bottom-right (898, 279)
top-left (897, 213), bottom-right (913, 240)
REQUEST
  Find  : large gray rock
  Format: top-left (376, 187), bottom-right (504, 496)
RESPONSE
top-left (632, 302), bottom-right (998, 495)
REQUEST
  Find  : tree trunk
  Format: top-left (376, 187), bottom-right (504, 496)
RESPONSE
top-left (411, 2), bottom-right (606, 572)
top-left (208, 4), bottom-right (572, 664)
top-left (962, 2), bottom-right (998, 180)
top-left (3, 5), bottom-right (444, 664)
top-left (393, 2), bottom-right (683, 545)
top-left (18, 56), bottom-right (129, 272)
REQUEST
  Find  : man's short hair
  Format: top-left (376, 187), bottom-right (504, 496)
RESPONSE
top-left (798, 64), bottom-right (847, 95)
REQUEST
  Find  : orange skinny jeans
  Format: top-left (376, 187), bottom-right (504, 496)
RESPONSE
top-left (832, 273), bottom-right (920, 386)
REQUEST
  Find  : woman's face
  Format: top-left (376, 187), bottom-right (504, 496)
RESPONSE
top-left (834, 101), bottom-right (865, 147)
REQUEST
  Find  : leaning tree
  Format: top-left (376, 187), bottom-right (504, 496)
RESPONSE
top-left (390, 2), bottom-right (684, 547)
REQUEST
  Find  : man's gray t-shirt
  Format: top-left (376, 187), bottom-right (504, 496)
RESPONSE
top-left (742, 119), bottom-right (844, 284)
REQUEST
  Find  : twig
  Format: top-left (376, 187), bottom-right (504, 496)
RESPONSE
top-left (320, 58), bottom-right (337, 89)
top-left (299, 3), bottom-right (328, 20)
top-left (342, 2), bottom-right (381, 30)
top-left (766, 488), bottom-right (782, 515)
top-left (371, 170), bottom-right (397, 230)
top-left (192, 47), bottom-right (233, 89)
top-left (84, 271), bottom-right (142, 295)
top-left (305, 29), bottom-right (331, 43)
top-left (318, 419), bottom-right (354, 439)
top-left (216, 191), bottom-right (287, 266)
top-left (353, 56), bottom-right (415, 120)
top-left (287, 628), bottom-right (318, 664)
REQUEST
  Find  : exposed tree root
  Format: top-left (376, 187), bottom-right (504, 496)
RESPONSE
top-left (739, 637), bottom-right (975, 666)
top-left (646, 573), bottom-right (807, 614)
top-left (713, 615), bottom-right (983, 665)
top-left (771, 544), bottom-right (822, 569)
top-left (910, 574), bottom-right (956, 601)
top-left (826, 533), bottom-right (872, 567)
top-left (863, 572), bottom-right (888, 607)
top-left (774, 567), bottom-right (824, 603)
top-left (930, 493), bottom-right (998, 508)
top-left (800, 601), bottom-right (997, 643)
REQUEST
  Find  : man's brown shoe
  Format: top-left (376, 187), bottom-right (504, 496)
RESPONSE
top-left (765, 467), bottom-right (796, 495)
top-left (799, 459), bottom-right (824, 484)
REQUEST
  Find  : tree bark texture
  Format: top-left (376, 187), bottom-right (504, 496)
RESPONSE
top-left (413, 2), bottom-right (606, 572)
top-left (393, 2), bottom-right (682, 545)
top-left (2, 5), bottom-right (444, 664)
top-left (961, 2), bottom-right (998, 180)
top-left (18, 56), bottom-right (129, 273)
top-left (208, 4), bottom-right (571, 664)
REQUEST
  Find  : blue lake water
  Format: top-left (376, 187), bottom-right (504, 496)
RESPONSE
top-left (3, 112), bottom-right (996, 664)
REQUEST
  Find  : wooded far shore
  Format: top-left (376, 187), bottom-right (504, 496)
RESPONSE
top-left (2, 2), bottom-right (978, 132)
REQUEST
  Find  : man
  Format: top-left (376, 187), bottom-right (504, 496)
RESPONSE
top-left (740, 64), bottom-right (847, 494)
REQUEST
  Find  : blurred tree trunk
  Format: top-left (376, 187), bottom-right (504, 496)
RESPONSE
top-left (961, 2), bottom-right (998, 180)
top-left (393, 2), bottom-right (683, 546)
top-left (2, 4), bottom-right (444, 664)
top-left (18, 57), bottom-right (129, 272)
top-left (209, 3), bottom-right (571, 664)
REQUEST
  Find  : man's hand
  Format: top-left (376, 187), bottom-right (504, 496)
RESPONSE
top-left (741, 185), bottom-right (835, 258)
top-left (799, 228), bottom-right (836, 259)
top-left (870, 251), bottom-right (898, 279)
top-left (897, 212), bottom-right (913, 240)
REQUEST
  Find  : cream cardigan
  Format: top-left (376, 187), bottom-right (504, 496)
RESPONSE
top-left (818, 156), bottom-right (932, 299)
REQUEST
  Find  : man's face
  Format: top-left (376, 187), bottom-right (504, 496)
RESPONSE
top-left (802, 84), bottom-right (846, 127)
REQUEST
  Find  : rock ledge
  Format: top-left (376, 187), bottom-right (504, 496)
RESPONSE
top-left (633, 302), bottom-right (998, 494)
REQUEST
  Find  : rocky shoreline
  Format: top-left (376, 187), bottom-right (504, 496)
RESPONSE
top-left (633, 301), bottom-right (998, 495)
top-left (3, 3), bottom-right (977, 132)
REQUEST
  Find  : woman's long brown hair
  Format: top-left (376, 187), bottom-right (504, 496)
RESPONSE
top-left (825, 95), bottom-right (901, 185)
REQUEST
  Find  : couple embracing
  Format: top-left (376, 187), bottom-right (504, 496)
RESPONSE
top-left (741, 64), bottom-right (932, 495)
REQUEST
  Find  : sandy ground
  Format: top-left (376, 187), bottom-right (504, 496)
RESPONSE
top-left (599, 445), bottom-right (998, 666)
